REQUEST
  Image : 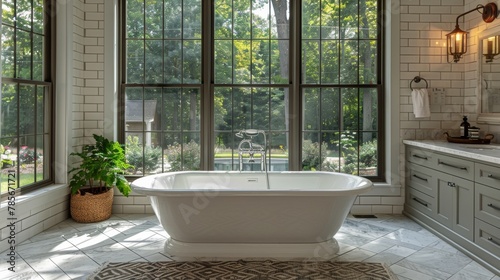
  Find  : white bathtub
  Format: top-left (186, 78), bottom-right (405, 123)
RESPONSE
top-left (131, 171), bottom-right (373, 258)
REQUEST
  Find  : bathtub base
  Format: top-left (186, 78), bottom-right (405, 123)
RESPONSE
top-left (164, 237), bottom-right (340, 259)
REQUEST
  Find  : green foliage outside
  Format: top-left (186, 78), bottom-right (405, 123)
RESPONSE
top-left (301, 132), bottom-right (377, 174)
top-left (359, 140), bottom-right (378, 168)
top-left (125, 136), bottom-right (162, 175)
top-left (2, 0), bottom-right (52, 193)
top-left (301, 140), bottom-right (338, 172)
top-left (121, 0), bottom-right (380, 175)
top-left (0, 145), bottom-right (14, 169)
top-left (165, 140), bottom-right (201, 171)
top-left (340, 133), bottom-right (378, 175)
top-left (19, 146), bottom-right (43, 164)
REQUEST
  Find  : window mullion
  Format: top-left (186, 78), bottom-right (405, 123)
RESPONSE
top-left (202, 0), bottom-right (214, 170)
top-left (14, 0), bottom-right (18, 78)
top-left (288, 0), bottom-right (301, 171)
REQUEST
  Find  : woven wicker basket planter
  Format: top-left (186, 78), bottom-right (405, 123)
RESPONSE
top-left (70, 187), bottom-right (114, 223)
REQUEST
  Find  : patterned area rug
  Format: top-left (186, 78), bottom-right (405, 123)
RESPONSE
top-left (88, 260), bottom-right (397, 280)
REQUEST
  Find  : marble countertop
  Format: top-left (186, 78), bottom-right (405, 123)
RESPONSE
top-left (403, 140), bottom-right (500, 165)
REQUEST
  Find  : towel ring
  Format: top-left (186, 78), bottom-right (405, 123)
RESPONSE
top-left (410, 76), bottom-right (428, 90)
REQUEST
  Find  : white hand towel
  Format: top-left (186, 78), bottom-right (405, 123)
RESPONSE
top-left (411, 88), bottom-right (430, 118)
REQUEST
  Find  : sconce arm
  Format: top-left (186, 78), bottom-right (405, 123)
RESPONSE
top-left (455, 5), bottom-right (485, 27)
top-left (454, 3), bottom-right (498, 27)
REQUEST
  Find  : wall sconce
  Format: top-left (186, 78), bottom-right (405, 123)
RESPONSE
top-left (446, 2), bottom-right (498, 63)
top-left (483, 36), bottom-right (500, 62)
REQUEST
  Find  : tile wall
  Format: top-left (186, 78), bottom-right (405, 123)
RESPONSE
top-left (72, 0), bottom-right (105, 150)
top-left (399, 0), bottom-right (466, 143)
top-left (397, 0), bottom-right (500, 213)
top-left (399, 0), bottom-right (500, 143)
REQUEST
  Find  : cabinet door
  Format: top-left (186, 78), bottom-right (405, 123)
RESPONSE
top-left (434, 172), bottom-right (474, 241)
top-left (435, 175), bottom-right (454, 228)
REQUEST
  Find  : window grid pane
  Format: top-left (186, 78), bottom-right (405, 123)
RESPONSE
top-left (125, 0), bottom-right (202, 84)
top-left (1, 0), bottom-right (53, 194)
top-left (301, 0), bottom-right (380, 176)
top-left (124, 86), bottom-right (201, 174)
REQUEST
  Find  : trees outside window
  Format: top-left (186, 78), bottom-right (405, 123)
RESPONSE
top-left (122, 0), bottom-right (383, 178)
top-left (1, 0), bottom-right (54, 195)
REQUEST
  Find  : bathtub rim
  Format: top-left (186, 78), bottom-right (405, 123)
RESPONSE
top-left (131, 170), bottom-right (373, 197)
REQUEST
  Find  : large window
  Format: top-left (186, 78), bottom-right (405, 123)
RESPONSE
top-left (301, 0), bottom-right (380, 175)
top-left (122, 0), bottom-right (383, 178)
top-left (1, 0), bottom-right (54, 195)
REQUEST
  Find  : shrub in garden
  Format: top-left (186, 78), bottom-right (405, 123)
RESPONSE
top-left (125, 136), bottom-right (162, 174)
top-left (165, 140), bottom-right (200, 171)
top-left (19, 146), bottom-right (42, 164)
top-left (340, 135), bottom-right (377, 175)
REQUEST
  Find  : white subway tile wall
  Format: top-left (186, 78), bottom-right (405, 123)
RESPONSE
top-left (0, 185), bottom-right (70, 253)
top-left (397, 0), bottom-right (500, 216)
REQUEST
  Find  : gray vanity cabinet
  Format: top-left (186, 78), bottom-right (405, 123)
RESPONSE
top-left (405, 144), bottom-right (499, 274)
top-left (406, 147), bottom-right (474, 241)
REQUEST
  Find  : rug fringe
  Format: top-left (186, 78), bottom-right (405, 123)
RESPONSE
top-left (381, 262), bottom-right (398, 280)
top-left (87, 261), bottom-right (109, 280)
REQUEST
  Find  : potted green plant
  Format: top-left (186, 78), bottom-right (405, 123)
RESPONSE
top-left (68, 134), bottom-right (133, 223)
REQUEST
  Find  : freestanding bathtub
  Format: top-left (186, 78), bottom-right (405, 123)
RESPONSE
top-left (131, 171), bottom-right (372, 258)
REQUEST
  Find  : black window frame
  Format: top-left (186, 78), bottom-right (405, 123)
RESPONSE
top-left (119, 0), bottom-right (385, 181)
top-left (0, 0), bottom-right (56, 197)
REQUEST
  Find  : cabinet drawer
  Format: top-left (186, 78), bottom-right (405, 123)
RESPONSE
top-left (407, 187), bottom-right (435, 216)
top-left (435, 153), bottom-right (474, 181)
top-left (406, 162), bottom-right (436, 197)
top-left (475, 183), bottom-right (500, 226)
top-left (475, 163), bottom-right (500, 190)
top-left (475, 218), bottom-right (500, 258)
top-left (407, 147), bottom-right (435, 168)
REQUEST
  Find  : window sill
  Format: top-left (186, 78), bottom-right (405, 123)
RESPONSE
top-left (362, 182), bottom-right (402, 196)
top-left (1, 184), bottom-right (69, 209)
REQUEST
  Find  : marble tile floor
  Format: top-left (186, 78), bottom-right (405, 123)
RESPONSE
top-left (1, 214), bottom-right (499, 280)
